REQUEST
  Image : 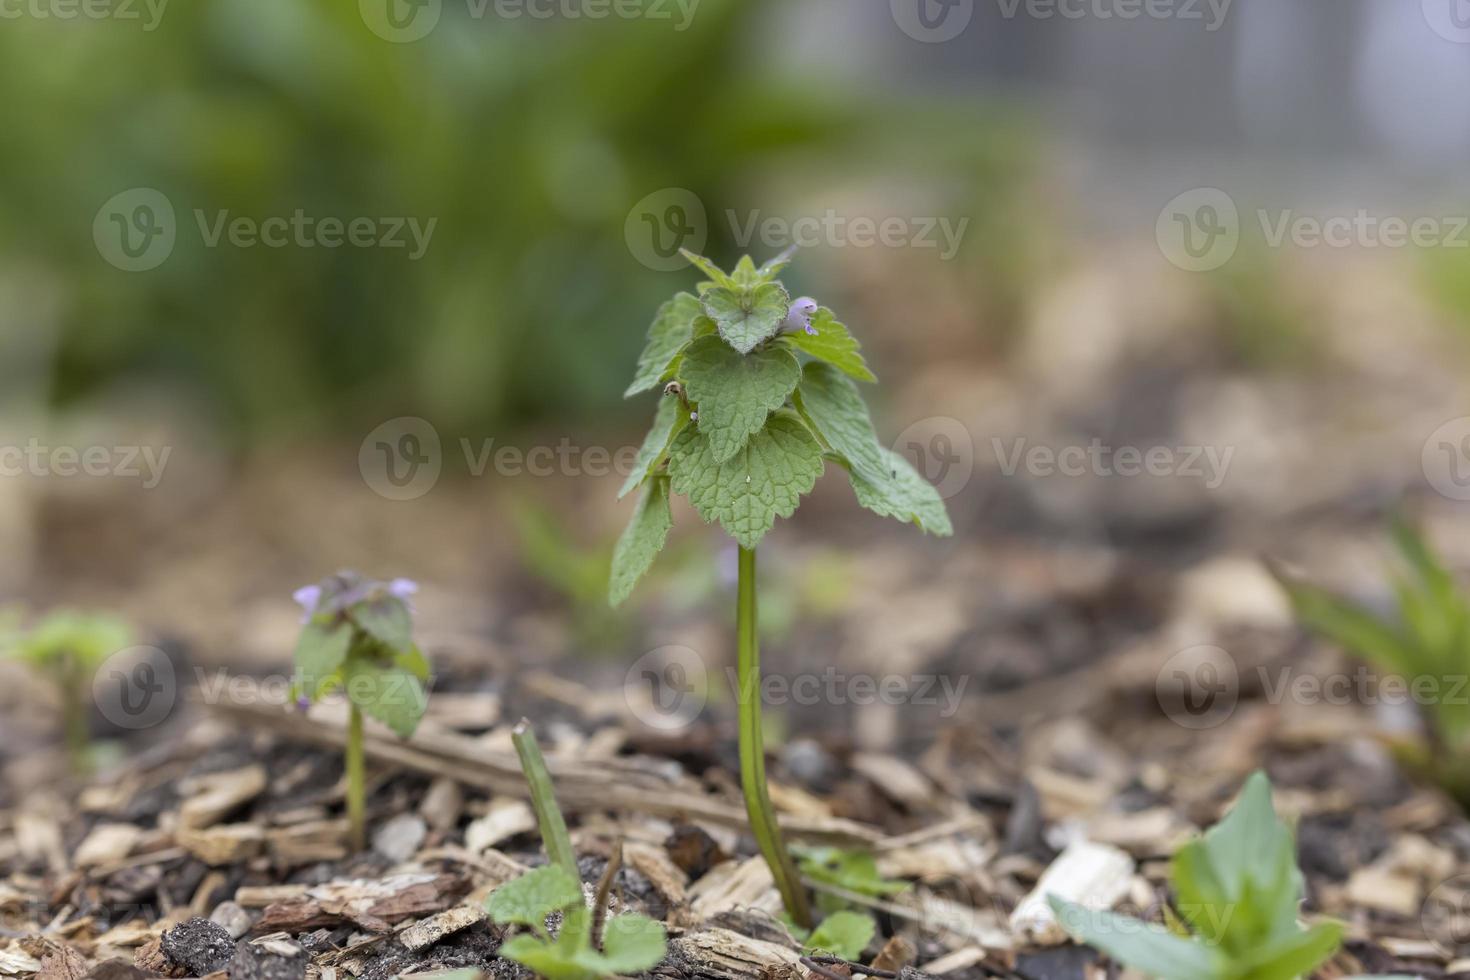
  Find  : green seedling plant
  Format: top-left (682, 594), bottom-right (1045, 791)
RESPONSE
top-left (610, 249), bottom-right (952, 929)
top-left (1274, 519), bottom-right (1470, 806)
top-left (486, 720), bottom-right (668, 980)
top-left (291, 572), bottom-right (430, 851)
top-left (1049, 772), bottom-right (1343, 979)
top-left (6, 610), bottom-right (132, 771)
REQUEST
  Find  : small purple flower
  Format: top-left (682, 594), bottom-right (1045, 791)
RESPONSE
top-left (780, 297), bottom-right (819, 336)
top-left (292, 584), bottom-right (322, 623)
top-left (295, 694), bottom-right (311, 712)
top-left (388, 578), bottom-right (419, 600)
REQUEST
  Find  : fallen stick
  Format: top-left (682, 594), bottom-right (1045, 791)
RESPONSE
top-left (203, 683), bottom-right (882, 847)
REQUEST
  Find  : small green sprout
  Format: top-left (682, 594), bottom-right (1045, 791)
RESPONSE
top-left (802, 910), bottom-right (876, 961)
top-left (290, 572), bottom-right (430, 851)
top-left (797, 846), bottom-right (909, 914)
top-left (1049, 772), bottom-right (1342, 980)
top-left (1274, 518), bottom-right (1470, 806)
top-left (612, 249), bottom-right (952, 928)
top-left (5, 609), bottom-right (132, 770)
top-left (486, 721), bottom-right (668, 980)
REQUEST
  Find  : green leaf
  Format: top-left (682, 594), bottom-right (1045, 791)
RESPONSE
top-left (797, 847), bottom-right (908, 898)
top-left (1275, 571), bottom-right (1414, 676)
top-left (667, 413), bottom-right (824, 550)
top-left (395, 644), bottom-right (431, 682)
top-left (349, 595), bottom-right (414, 655)
top-left (486, 865), bottom-right (584, 931)
top-left (847, 447), bottom-right (953, 537)
top-left (701, 282), bottom-right (791, 354)
top-left (625, 293), bottom-right (701, 398)
top-left (608, 476), bottom-right (673, 607)
top-left (293, 619), bottom-right (353, 700)
top-left (680, 249), bottom-right (736, 289)
top-left (783, 309), bottom-right (876, 383)
top-left (796, 362), bottom-right (887, 484)
top-left (757, 247), bottom-right (797, 281)
top-left (1048, 898), bottom-right (1228, 980)
top-left (341, 657), bottom-right (428, 739)
top-left (618, 395), bottom-right (687, 500)
top-left (804, 911), bottom-right (875, 960)
top-left (680, 336), bottom-right (801, 463)
top-left (586, 914), bottom-right (668, 974)
top-left (1238, 921), bottom-right (1343, 979)
top-left (499, 936), bottom-right (597, 980)
top-left (731, 255), bottom-right (760, 287)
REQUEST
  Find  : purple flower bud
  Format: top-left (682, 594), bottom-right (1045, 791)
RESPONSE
top-left (292, 584), bottom-right (323, 623)
top-left (295, 694), bottom-right (311, 712)
top-left (388, 578), bottom-right (419, 600)
top-left (780, 297), bottom-right (819, 337)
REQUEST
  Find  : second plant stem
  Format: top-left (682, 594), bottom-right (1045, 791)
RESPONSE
top-left (347, 703), bottom-right (366, 851)
top-left (737, 545), bottom-right (813, 929)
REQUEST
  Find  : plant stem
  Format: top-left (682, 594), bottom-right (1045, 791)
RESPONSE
top-left (736, 545), bottom-right (812, 928)
top-left (512, 719), bottom-right (580, 878)
top-left (347, 703), bottom-right (366, 851)
top-left (62, 659), bottom-right (90, 775)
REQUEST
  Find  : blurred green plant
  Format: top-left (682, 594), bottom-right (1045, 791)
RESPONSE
top-left (1274, 519), bottom-right (1470, 808)
top-left (5, 609), bottom-right (132, 770)
top-left (1050, 772), bottom-right (1343, 979)
top-left (290, 572), bottom-right (430, 850)
top-left (0, 0), bottom-right (1034, 442)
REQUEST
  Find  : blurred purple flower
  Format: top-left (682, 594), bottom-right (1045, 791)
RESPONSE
top-left (292, 584), bottom-right (322, 623)
top-left (389, 578), bottom-right (419, 600)
top-left (295, 694), bottom-right (311, 712)
top-left (780, 297), bottom-right (819, 336)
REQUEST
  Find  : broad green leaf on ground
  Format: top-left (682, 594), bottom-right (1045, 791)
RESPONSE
top-left (680, 336), bottom-right (801, 463)
top-left (498, 937), bottom-right (595, 980)
top-left (625, 293), bottom-right (702, 397)
top-left (804, 911), bottom-right (875, 960)
top-left (1238, 922), bottom-right (1344, 979)
top-left (608, 477), bottom-right (673, 606)
top-left (680, 249), bottom-right (736, 289)
top-left (486, 865), bottom-right (584, 931)
top-left (341, 658), bottom-right (429, 738)
top-left (796, 362), bottom-right (887, 484)
top-left (847, 447), bottom-right (952, 536)
top-left (783, 309), bottom-right (876, 382)
top-left (668, 413), bottom-right (824, 549)
top-left (701, 282), bottom-right (791, 354)
top-left (349, 595), bottom-right (413, 654)
top-left (618, 396), bottom-right (687, 500)
top-left (587, 914), bottom-right (668, 974)
top-left (1048, 899), bottom-right (1229, 980)
top-left (293, 619), bottom-right (352, 700)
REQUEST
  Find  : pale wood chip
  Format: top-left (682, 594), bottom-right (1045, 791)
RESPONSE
top-left (177, 824), bottom-right (265, 866)
top-left (851, 754), bottom-right (935, 810)
top-left (918, 946), bottom-right (985, 975)
top-left (178, 766), bottom-right (268, 830)
top-left (75, 825), bottom-right (143, 870)
top-left (0, 945), bottom-right (43, 977)
top-left (463, 800), bottom-right (535, 854)
top-left (672, 928), bottom-right (800, 980)
top-left (37, 944), bottom-right (89, 980)
top-left (1009, 840), bottom-right (1134, 946)
top-left (623, 841), bottom-right (689, 906)
top-left (396, 905), bottom-right (486, 951)
top-left (689, 858), bottom-right (781, 920)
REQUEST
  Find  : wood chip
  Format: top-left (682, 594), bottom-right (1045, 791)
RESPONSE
top-left (1009, 840), bottom-right (1134, 945)
top-left (918, 946), bottom-right (985, 975)
top-left (177, 824), bottom-right (265, 866)
top-left (75, 825), bottom-right (143, 870)
top-left (463, 800), bottom-right (535, 853)
top-left (252, 873), bottom-right (470, 935)
top-left (38, 946), bottom-right (89, 980)
top-left (672, 928), bottom-right (800, 980)
top-left (851, 754), bottom-right (935, 810)
top-left (396, 905), bottom-right (486, 951)
top-left (178, 766), bottom-right (268, 830)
